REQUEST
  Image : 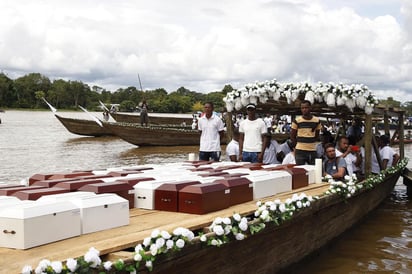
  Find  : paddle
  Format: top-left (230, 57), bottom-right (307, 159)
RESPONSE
top-left (99, 100), bottom-right (110, 112)
top-left (78, 105), bottom-right (103, 127)
top-left (41, 97), bottom-right (57, 113)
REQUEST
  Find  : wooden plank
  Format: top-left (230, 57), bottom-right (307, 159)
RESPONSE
top-left (0, 183), bottom-right (329, 273)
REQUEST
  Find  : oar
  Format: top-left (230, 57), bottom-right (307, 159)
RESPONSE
top-left (78, 105), bottom-right (103, 127)
top-left (41, 97), bottom-right (57, 113)
top-left (99, 100), bottom-right (110, 112)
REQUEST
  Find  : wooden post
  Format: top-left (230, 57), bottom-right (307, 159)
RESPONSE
top-left (364, 114), bottom-right (372, 176)
top-left (225, 112), bottom-right (234, 144)
top-left (384, 111), bottom-right (390, 137)
top-left (398, 110), bottom-right (405, 159)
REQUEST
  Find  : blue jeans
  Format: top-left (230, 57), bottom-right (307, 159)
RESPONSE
top-left (242, 151), bottom-right (259, 163)
top-left (199, 151), bottom-right (221, 161)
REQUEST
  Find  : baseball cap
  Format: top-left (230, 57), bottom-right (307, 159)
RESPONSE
top-left (246, 103), bottom-right (256, 109)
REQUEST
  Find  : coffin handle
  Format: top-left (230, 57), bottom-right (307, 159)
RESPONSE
top-left (184, 200), bottom-right (193, 204)
top-left (3, 230), bottom-right (16, 234)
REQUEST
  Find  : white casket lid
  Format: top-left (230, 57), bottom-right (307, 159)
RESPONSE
top-left (0, 200), bottom-right (79, 219)
top-left (70, 193), bottom-right (128, 208)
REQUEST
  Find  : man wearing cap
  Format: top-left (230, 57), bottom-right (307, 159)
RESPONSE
top-left (238, 103), bottom-right (268, 163)
top-left (291, 100), bottom-right (322, 165)
top-left (198, 102), bottom-right (225, 161)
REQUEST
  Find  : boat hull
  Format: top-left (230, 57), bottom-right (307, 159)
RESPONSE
top-left (55, 115), bottom-right (114, 137)
top-left (103, 122), bottom-right (201, 146)
top-left (110, 112), bottom-right (194, 125)
top-left (137, 172), bottom-right (400, 273)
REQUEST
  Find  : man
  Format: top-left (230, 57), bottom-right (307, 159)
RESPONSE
top-left (225, 128), bottom-right (240, 162)
top-left (335, 136), bottom-right (361, 176)
top-left (290, 100), bottom-right (322, 165)
top-left (379, 135), bottom-right (400, 170)
top-left (323, 143), bottom-right (347, 180)
top-left (238, 103), bottom-right (268, 163)
top-left (198, 102), bottom-right (225, 161)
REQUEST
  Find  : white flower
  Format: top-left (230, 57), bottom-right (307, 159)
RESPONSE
top-left (235, 233), bottom-right (245, 240)
top-left (224, 225), bottom-right (232, 235)
top-left (239, 221), bottom-right (248, 232)
top-left (51, 261), bottom-right (63, 273)
top-left (143, 237), bottom-right (152, 247)
top-left (151, 229), bottom-right (160, 238)
top-left (279, 203), bottom-right (286, 213)
top-left (223, 217), bottom-right (231, 225)
top-left (38, 259), bottom-right (51, 271)
top-left (200, 235), bottom-right (207, 242)
top-left (233, 213), bottom-right (241, 222)
top-left (173, 227), bottom-right (185, 236)
top-left (211, 239), bottom-right (219, 246)
top-left (145, 260), bottom-right (153, 269)
top-left (161, 230), bottom-right (171, 239)
top-left (213, 225), bottom-right (225, 236)
top-left (256, 201), bottom-right (262, 207)
top-left (150, 244), bottom-right (158, 256)
top-left (260, 209), bottom-right (269, 221)
top-left (66, 258), bottom-right (78, 272)
top-left (84, 248), bottom-right (102, 268)
top-left (176, 239), bottom-right (185, 249)
top-left (155, 237), bottom-right (165, 249)
top-left (134, 253), bottom-right (142, 262)
top-left (21, 266), bottom-right (32, 274)
top-left (103, 261), bottom-right (113, 271)
top-left (135, 244), bottom-right (143, 253)
top-left (166, 239), bottom-right (174, 249)
top-left (296, 201), bottom-right (302, 208)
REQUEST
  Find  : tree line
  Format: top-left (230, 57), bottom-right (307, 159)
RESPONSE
top-left (0, 72), bottom-right (233, 113)
top-left (1, 72), bottom-right (411, 116)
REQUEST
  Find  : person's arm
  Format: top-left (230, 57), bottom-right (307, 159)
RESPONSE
top-left (238, 133), bottom-right (244, 161)
top-left (393, 153), bottom-right (400, 166)
top-left (229, 154), bottom-right (238, 162)
top-left (382, 159), bottom-right (389, 170)
top-left (258, 134), bottom-right (268, 163)
top-left (290, 128), bottom-right (297, 148)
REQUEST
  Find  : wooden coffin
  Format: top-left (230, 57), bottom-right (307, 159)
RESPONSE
top-left (154, 180), bottom-right (201, 212)
top-left (78, 181), bottom-right (134, 209)
top-left (55, 179), bottom-right (105, 191)
top-left (213, 177), bottom-right (253, 206)
top-left (178, 182), bottom-right (230, 214)
top-left (0, 200), bottom-right (81, 249)
top-left (0, 186), bottom-right (47, 196)
top-left (69, 194), bottom-right (129, 234)
top-left (0, 184), bottom-right (24, 189)
top-left (199, 171), bottom-right (229, 177)
top-left (32, 177), bottom-right (80, 188)
top-left (243, 171), bottom-right (292, 200)
top-left (28, 173), bottom-right (57, 185)
top-left (286, 167), bottom-right (309, 189)
top-left (133, 180), bottom-right (172, 210)
top-left (12, 187), bottom-right (70, 201)
top-left (48, 171), bottom-right (94, 180)
top-left (107, 170), bottom-right (143, 177)
top-left (114, 177), bottom-right (155, 187)
top-left (295, 165), bottom-right (316, 184)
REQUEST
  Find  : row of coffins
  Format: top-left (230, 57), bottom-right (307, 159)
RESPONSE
top-left (0, 161), bottom-right (316, 249)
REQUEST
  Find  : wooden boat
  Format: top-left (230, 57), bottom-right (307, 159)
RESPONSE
top-left (55, 114), bottom-right (114, 137)
top-left (102, 122), bottom-right (206, 146)
top-left (0, 161), bottom-right (405, 273)
top-left (110, 112), bottom-right (195, 125)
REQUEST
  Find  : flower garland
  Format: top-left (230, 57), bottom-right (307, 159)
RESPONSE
top-left (22, 159), bottom-right (408, 274)
top-left (223, 79), bottom-right (379, 114)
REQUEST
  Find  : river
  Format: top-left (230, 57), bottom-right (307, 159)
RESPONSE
top-left (1, 110), bottom-right (411, 273)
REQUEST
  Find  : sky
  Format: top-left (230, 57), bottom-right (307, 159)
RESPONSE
top-left (0, 0), bottom-right (411, 103)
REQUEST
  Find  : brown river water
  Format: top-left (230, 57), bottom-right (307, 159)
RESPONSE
top-left (1, 110), bottom-right (411, 273)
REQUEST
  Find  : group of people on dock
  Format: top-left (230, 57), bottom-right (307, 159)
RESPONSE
top-left (197, 100), bottom-right (400, 181)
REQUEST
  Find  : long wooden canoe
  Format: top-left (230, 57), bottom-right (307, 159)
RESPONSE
top-left (110, 112), bottom-right (195, 125)
top-left (0, 165), bottom-right (403, 273)
top-left (102, 122), bottom-right (206, 146)
top-left (55, 114), bottom-right (114, 137)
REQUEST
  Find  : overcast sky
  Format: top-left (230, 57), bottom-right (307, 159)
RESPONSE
top-left (1, 0), bottom-right (411, 103)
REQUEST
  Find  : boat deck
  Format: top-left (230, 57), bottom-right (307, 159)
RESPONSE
top-left (0, 183), bottom-right (330, 273)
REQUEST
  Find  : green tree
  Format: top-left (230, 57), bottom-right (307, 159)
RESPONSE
top-left (14, 73), bottom-right (51, 108)
top-left (0, 73), bottom-right (16, 107)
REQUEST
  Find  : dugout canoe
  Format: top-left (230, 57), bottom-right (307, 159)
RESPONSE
top-left (55, 114), bottom-right (114, 137)
top-left (110, 112), bottom-right (195, 125)
top-left (102, 122), bottom-right (207, 146)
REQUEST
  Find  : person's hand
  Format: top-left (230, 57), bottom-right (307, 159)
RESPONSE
top-left (238, 154), bottom-right (243, 162)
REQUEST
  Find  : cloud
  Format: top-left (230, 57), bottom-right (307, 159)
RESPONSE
top-left (0, 0), bottom-right (411, 102)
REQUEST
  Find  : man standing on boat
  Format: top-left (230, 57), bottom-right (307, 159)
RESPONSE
top-left (198, 102), bottom-right (225, 161)
top-left (291, 100), bottom-right (322, 165)
top-left (238, 103), bottom-right (268, 163)
top-left (140, 100), bottom-right (149, 126)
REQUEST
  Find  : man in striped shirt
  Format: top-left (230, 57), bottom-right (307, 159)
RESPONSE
top-left (290, 100), bottom-right (322, 165)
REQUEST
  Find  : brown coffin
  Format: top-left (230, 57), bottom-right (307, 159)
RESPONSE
top-left (154, 180), bottom-right (201, 212)
top-left (214, 177), bottom-right (253, 206)
top-left (32, 178), bottom-right (80, 188)
top-left (0, 184), bottom-right (24, 190)
top-left (286, 167), bottom-right (309, 189)
top-left (12, 187), bottom-right (70, 200)
top-left (0, 185), bottom-right (47, 196)
top-left (28, 173), bottom-right (58, 185)
top-left (178, 182), bottom-right (230, 214)
top-left (115, 177), bottom-right (155, 187)
top-left (55, 179), bottom-right (105, 191)
top-left (48, 171), bottom-right (95, 180)
top-left (241, 163), bottom-right (264, 170)
top-left (78, 181), bottom-right (134, 208)
top-left (123, 167), bottom-right (154, 172)
top-left (199, 171), bottom-right (229, 177)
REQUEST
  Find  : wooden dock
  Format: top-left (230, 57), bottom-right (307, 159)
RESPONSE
top-left (0, 183), bottom-right (330, 273)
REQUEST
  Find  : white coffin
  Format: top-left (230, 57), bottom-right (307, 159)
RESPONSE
top-left (0, 196), bottom-right (33, 210)
top-left (37, 191), bottom-right (97, 202)
top-left (69, 194), bottom-right (129, 234)
top-left (134, 180), bottom-right (172, 209)
top-left (296, 165), bottom-right (316, 184)
top-left (243, 171), bottom-right (292, 199)
top-left (0, 200), bottom-right (81, 249)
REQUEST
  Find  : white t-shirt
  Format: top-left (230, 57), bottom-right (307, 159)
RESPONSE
top-left (263, 140), bottom-right (281, 164)
top-left (225, 139), bottom-right (239, 161)
top-left (239, 118), bottom-right (267, 152)
top-left (282, 152), bottom-right (296, 165)
top-left (335, 149), bottom-right (356, 176)
top-left (198, 114), bottom-right (225, 152)
top-left (380, 145), bottom-right (396, 168)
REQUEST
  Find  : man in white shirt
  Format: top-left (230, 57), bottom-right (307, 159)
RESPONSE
top-left (198, 102), bottom-right (225, 161)
top-left (226, 129), bottom-right (240, 161)
top-left (238, 103), bottom-right (268, 163)
top-left (379, 135), bottom-right (400, 169)
top-left (335, 136), bottom-right (361, 176)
